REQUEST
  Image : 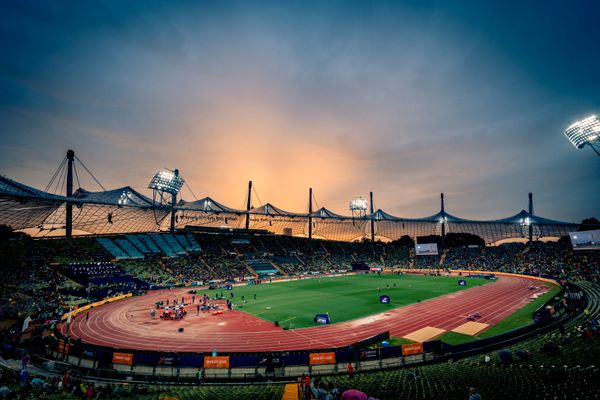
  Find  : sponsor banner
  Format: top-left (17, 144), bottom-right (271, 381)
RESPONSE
top-left (57, 339), bottom-right (70, 354)
top-left (358, 349), bottom-right (379, 361)
top-left (112, 352), bottom-right (134, 366)
top-left (204, 356), bottom-right (230, 369)
top-left (57, 339), bottom-right (65, 353)
top-left (158, 357), bottom-right (174, 365)
top-left (402, 343), bottom-right (423, 356)
top-left (309, 352), bottom-right (336, 365)
top-left (314, 313), bottom-right (331, 324)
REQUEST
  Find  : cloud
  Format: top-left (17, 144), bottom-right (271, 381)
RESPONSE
top-left (0, 1), bottom-right (598, 223)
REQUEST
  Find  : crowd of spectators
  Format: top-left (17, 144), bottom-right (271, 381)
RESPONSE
top-left (443, 241), bottom-right (600, 282)
top-left (0, 366), bottom-right (144, 399)
top-left (0, 226), bottom-right (599, 400)
top-left (1, 229), bottom-right (599, 367)
top-left (443, 243), bottom-right (524, 272)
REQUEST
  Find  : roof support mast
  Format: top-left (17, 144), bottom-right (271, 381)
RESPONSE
top-left (245, 181), bottom-right (252, 230)
top-left (308, 188), bottom-right (313, 240)
top-left (528, 193), bottom-right (533, 243)
top-left (65, 149), bottom-right (75, 238)
top-left (440, 193), bottom-right (446, 245)
top-left (370, 191), bottom-right (375, 242)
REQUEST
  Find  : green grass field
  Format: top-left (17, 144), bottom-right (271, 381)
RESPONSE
top-left (221, 274), bottom-right (490, 329)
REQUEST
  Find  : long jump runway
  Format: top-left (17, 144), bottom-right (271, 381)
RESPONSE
top-left (62, 275), bottom-right (550, 353)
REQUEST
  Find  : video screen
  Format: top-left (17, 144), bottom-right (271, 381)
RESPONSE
top-left (415, 243), bottom-right (439, 256)
top-left (570, 230), bottom-right (600, 251)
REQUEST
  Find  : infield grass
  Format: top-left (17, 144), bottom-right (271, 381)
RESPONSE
top-left (224, 274), bottom-right (490, 329)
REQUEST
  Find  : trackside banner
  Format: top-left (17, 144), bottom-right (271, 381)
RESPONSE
top-left (401, 343), bottom-right (423, 355)
top-left (309, 352), bottom-right (336, 365)
top-left (112, 352), bottom-right (133, 365)
top-left (204, 356), bottom-right (230, 369)
top-left (57, 339), bottom-right (69, 354)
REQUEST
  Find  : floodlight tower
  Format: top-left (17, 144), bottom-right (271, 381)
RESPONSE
top-left (65, 149), bottom-right (75, 238)
top-left (308, 188), bottom-right (313, 240)
top-left (369, 192), bottom-right (375, 242)
top-left (349, 196), bottom-right (368, 241)
top-left (245, 181), bottom-right (252, 230)
top-left (564, 115), bottom-right (600, 158)
top-left (528, 193), bottom-right (534, 243)
top-left (440, 193), bottom-right (446, 240)
top-left (148, 169), bottom-right (184, 233)
top-left (349, 197), bottom-right (368, 219)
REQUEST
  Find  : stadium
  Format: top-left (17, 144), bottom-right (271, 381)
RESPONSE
top-left (1, 2), bottom-right (600, 400)
top-left (0, 149), bottom-right (599, 400)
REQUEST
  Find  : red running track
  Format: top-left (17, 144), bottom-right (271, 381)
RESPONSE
top-left (62, 275), bottom-right (550, 353)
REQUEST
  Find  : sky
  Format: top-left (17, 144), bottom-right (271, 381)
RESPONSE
top-left (0, 0), bottom-right (599, 222)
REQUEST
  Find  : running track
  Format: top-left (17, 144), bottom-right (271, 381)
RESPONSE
top-left (62, 275), bottom-right (551, 353)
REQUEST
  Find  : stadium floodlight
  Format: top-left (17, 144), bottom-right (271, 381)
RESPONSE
top-left (349, 197), bottom-right (368, 220)
top-left (148, 169), bottom-right (184, 195)
top-left (564, 115), bottom-right (600, 157)
top-left (349, 198), bottom-right (368, 211)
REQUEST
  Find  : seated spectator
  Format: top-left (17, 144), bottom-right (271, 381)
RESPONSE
top-left (468, 387), bottom-right (482, 400)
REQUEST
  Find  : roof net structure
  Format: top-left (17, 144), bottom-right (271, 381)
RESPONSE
top-left (0, 176), bottom-right (64, 230)
top-left (173, 198), bottom-right (245, 230)
top-left (0, 175), bottom-right (585, 243)
top-left (44, 187), bottom-right (169, 235)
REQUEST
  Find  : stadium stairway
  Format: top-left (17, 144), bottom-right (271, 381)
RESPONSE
top-left (439, 250), bottom-right (448, 267)
top-left (281, 383), bottom-right (300, 400)
top-left (271, 262), bottom-right (288, 276)
top-left (199, 257), bottom-right (216, 275)
top-left (243, 259), bottom-right (258, 276)
top-left (325, 255), bottom-right (335, 268)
